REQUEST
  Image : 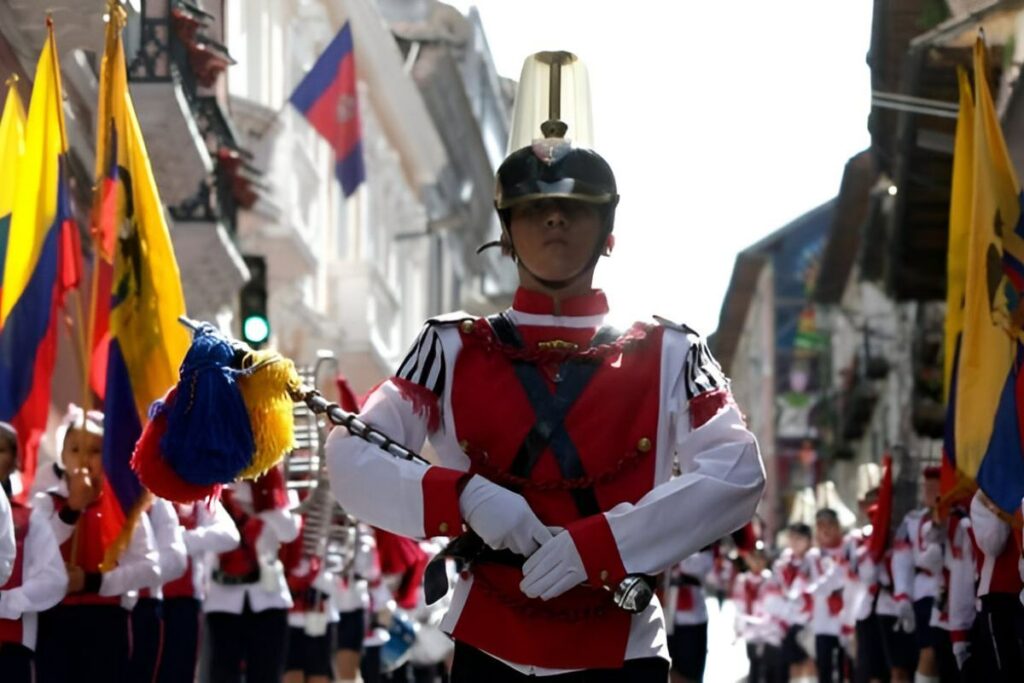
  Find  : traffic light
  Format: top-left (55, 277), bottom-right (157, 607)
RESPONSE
top-left (240, 255), bottom-right (270, 348)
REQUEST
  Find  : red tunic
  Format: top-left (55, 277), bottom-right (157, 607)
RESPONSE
top-left (448, 316), bottom-right (664, 669)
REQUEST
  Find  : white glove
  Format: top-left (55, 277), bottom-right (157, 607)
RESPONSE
top-left (895, 598), bottom-right (916, 633)
top-left (519, 528), bottom-right (585, 601)
top-left (953, 640), bottom-right (970, 670)
top-left (459, 476), bottom-right (552, 557)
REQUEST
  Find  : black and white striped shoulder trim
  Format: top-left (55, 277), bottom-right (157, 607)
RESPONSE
top-left (396, 325), bottom-right (447, 396)
top-left (684, 337), bottom-right (727, 400)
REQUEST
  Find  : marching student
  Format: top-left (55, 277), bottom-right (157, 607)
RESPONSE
top-left (774, 523), bottom-right (815, 683)
top-left (205, 464), bottom-right (300, 683)
top-left (925, 503), bottom-right (976, 680)
top-left (334, 522), bottom-right (376, 683)
top-left (283, 512), bottom-right (339, 683)
top-left (891, 467), bottom-right (943, 683)
top-left (129, 496), bottom-right (188, 682)
top-left (0, 423), bottom-right (67, 682)
top-left (968, 490), bottom-right (1023, 680)
top-left (327, 50), bottom-right (763, 680)
top-left (158, 498), bottom-right (240, 683)
top-left (806, 508), bottom-right (850, 683)
top-left (733, 544), bottom-right (785, 683)
top-left (667, 549), bottom-right (714, 683)
top-left (31, 406), bottom-right (161, 682)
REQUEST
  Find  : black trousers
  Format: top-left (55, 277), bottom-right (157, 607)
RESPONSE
top-left (36, 603), bottom-right (130, 682)
top-left (667, 622), bottom-right (709, 680)
top-left (449, 641), bottom-right (669, 682)
top-left (206, 602), bottom-right (289, 683)
top-left (158, 597), bottom-right (202, 683)
top-left (854, 615), bottom-right (886, 683)
top-left (0, 642), bottom-right (34, 683)
top-left (745, 642), bottom-right (784, 683)
top-left (974, 593), bottom-right (1024, 681)
top-left (815, 634), bottom-right (849, 683)
top-left (129, 597), bottom-right (164, 683)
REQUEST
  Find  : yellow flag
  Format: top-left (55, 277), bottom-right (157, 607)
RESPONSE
top-left (943, 68), bottom-right (973, 402)
top-left (98, 4), bottom-right (189, 426)
top-left (0, 77), bottom-right (26, 233)
top-left (0, 78), bottom-right (26, 316)
top-left (953, 37), bottom-right (1023, 485)
top-left (0, 26), bottom-right (68, 326)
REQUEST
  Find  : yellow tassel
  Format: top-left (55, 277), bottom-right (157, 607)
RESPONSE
top-left (99, 490), bottom-right (153, 572)
top-left (237, 350), bottom-right (301, 479)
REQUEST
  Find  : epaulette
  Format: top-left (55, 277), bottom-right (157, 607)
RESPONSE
top-left (653, 315), bottom-right (698, 337)
top-left (424, 311), bottom-right (477, 327)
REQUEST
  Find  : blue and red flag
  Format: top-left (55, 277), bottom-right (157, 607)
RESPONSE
top-left (0, 23), bottom-right (82, 491)
top-left (289, 21), bottom-right (365, 197)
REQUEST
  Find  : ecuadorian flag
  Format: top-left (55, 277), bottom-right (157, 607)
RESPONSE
top-left (94, 6), bottom-right (188, 561)
top-left (0, 24), bottom-right (81, 489)
top-left (948, 38), bottom-right (1024, 514)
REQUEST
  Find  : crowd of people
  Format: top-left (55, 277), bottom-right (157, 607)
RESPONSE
top-left (723, 465), bottom-right (1024, 683)
top-left (0, 410), bottom-right (455, 683)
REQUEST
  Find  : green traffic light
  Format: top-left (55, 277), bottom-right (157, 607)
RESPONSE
top-left (243, 315), bottom-right (270, 344)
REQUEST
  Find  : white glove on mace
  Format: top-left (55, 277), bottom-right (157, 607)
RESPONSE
top-left (459, 475), bottom-right (552, 557)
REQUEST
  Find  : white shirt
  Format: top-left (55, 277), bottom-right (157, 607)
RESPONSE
top-left (0, 487), bottom-right (14, 585)
top-left (203, 483), bottom-right (300, 614)
top-left (179, 501), bottom-right (240, 601)
top-left (141, 497), bottom-right (188, 600)
top-left (0, 509), bottom-right (68, 649)
top-left (30, 484), bottom-right (160, 607)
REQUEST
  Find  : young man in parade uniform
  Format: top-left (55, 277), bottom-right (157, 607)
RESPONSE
top-left (31, 407), bottom-right (161, 682)
top-left (327, 51), bottom-right (764, 680)
top-left (0, 422), bottom-right (67, 682)
top-left (205, 464), bottom-right (300, 683)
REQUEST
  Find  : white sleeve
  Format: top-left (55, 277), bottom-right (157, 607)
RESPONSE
top-left (99, 514), bottom-right (160, 596)
top-left (0, 517), bottom-right (67, 618)
top-left (327, 376), bottom-right (453, 539)
top-left (30, 492), bottom-right (76, 545)
top-left (970, 494), bottom-right (1010, 558)
top-left (603, 334), bottom-right (763, 576)
top-left (0, 488), bottom-right (14, 585)
top-left (184, 502), bottom-right (240, 556)
top-left (149, 498), bottom-right (188, 585)
top-left (679, 550), bottom-right (715, 579)
top-left (891, 520), bottom-right (914, 600)
top-left (947, 519), bottom-right (977, 633)
top-left (257, 507), bottom-right (301, 547)
top-left (807, 554), bottom-right (845, 597)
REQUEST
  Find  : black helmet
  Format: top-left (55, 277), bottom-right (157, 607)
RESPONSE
top-left (495, 142), bottom-right (618, 212)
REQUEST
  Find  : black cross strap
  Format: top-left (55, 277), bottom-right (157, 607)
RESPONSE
top-left (487, 312), bottom-right (618, 517)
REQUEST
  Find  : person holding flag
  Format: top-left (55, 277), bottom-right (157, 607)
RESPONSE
top-left (31, 406), bottom-right (159, 683)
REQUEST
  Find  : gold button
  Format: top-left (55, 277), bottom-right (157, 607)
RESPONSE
top-left (460, 320), bottom-right (474, 334)
top-left (637, 437), bottom-right (652, 453)
top-left (459, 440), bottom-right (469, 452)
top-left (599, 570), bottom-right (609, 582)
top-left (439, 522), bottom-right (449, 534)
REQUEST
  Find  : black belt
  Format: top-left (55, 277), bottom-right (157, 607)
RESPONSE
top-left (212, 568), bottom-right (260, 586)
top-left (671, 574), bottom-right (702, 588)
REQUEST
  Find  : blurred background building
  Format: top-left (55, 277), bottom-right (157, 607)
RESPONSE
top-left (0, 0), bottom-right (515, 464)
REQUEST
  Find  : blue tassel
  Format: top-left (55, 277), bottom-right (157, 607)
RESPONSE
top-left (160, 323), bottom-right (255, 485)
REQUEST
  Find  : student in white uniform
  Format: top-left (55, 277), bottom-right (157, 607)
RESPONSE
top-left (0, 423), bottom-right (67, 682)
top-left (31, 407), bottom-right (160, 682)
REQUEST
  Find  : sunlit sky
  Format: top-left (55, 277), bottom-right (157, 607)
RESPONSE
top-left (448, 1), bottom-right (873, 334)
